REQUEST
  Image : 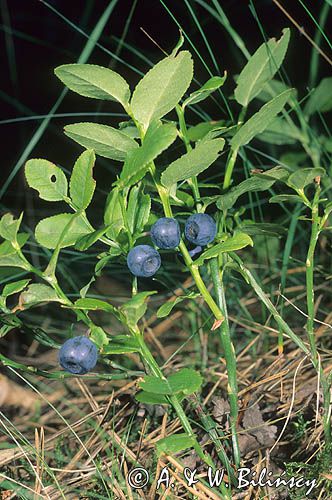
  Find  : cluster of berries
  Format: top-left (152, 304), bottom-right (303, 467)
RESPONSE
top-left (59, 213), bottom-right (216, 374)
top-left (127, 213), bottom-right (217, 278)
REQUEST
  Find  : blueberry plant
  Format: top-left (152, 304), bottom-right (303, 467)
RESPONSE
top-left (1, 30), bottom-right (331, 494)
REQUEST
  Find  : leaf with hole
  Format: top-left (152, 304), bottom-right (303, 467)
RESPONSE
top-left (25, 159), bottom-right (68, 202)
top-left (131, 51), bottom-right (193, 130)
top-left (161, 138), bottom-right (224, 188)
top-left (69, 149), bottom-right (96, 209)
top-left (235, 28), bottom-right (290, 106)
top-left (55, 64), bottom-right (130, 107)
top-left (64, 122), bottom-right (138, 161)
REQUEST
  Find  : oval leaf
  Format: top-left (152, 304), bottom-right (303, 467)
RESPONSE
top-left (55, 64), bottom-right (130, 107)
top-left (235, 28), bottom-right (290, 106)
top-left (35, 213), bottom-right (92, 249)
top-left (64, 122), bottom-right (138, 161)
top-left (231, 89), bottom-right (293, 150)
top-left (195, 233), bottom-right (253, 266)
top-left (131, 51), bottom-right (193, 130)
top-left (69, 149), bottom-right (96, 209)
top-left (119, 121), bottom-right (178, 188)
top-left (161, 138), bottom-right (225, 188)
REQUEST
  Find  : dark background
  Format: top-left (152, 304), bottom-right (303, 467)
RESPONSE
top-left (0, 0), bottom-right (329, 211)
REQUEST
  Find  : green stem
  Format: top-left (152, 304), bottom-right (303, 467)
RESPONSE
top-left (306, 186), bottom-right (331, 443)
top-left (223, 148), bottom-right (238, 190)
top-left (231, 253), bottom-right (310, 356)
top-left (135, 332), bottom-right (213, 466)
top-left (176, 105), bottom-right (201, 206)
top-left (209, 257), bottom-right (240, 468)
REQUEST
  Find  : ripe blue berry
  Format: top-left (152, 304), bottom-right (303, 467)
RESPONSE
top-left (185, 213), bottom-right (216, 246)
top-left (151, 217), bottom-right (180, 249)
top-left (127, 245), bottom-right (161, 277)
top-left (189, 245), bottom-right (202, 258)
top-left (59, 336), bottom-right (98, 375)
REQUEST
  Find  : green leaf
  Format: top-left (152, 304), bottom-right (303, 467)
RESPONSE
top-left (257, 117), bottom-right (302, 145)
top-left (239, 222), bottom-right (286, 237)
top-left (167, 368), bottom-right (203, 395)
top-left (231, 89), bottom-right (293, 150)
top-left (104, 187), bottom-right (125, 240)
top-left (25, 159), bottom-right (68, 202)
top-left (257, 79), bottom-right (295, 103)
top-left (195, 233), bottom-right (253, 265)
top-left (90, 326), bottom-right (108, 349)
top-left (0, 213), bottom-right (23, 243)
top-left (139, 368), bottom-right (202, 396)
top-left (69, 149), bottom-right (96, 209)
top-left (119, 121), bottom-right (177, 187)
top-left (287, 167), bottom-right (325, 190)
top-left (103, 335), bottom-right (141, 354)
top-left (156, 434), bottom-right (196, 456)
top-left (131, 50), bottom-right (193, 130)
top-left (235, 28), bottom-right (290, 106)
top-left (161, 138), bottom-right (225, 188)
top-left (120, 291), bottom-right (156, 329)
top-left (2, 279), bottom-right (30, 298)
top-left (126, 187), bottom-right (151, 236)
top-left (64, 122), bottom-right (138, 161)
top-left (139, 375), bottom-right (170, 394)
top-left (0, 234), bottom-right (29, 269)
top-left (73, 297), bottom-right (118, 315)
top-left (216, 167), bottom-right (289, 210)
top-left (54, 64), bottom-right (130, 107)
top-left (35, 213), bottom-right (92, 249)
top-left (135, 392), bottom-right (169, 405)
top-left (75, 226), bottom-right (109, 251)
top-left (305, 77), bottom-right (332, 115)
top-left (269, 194), bottom-right (303, 204)
top-left (20, 284), bottom-right (62, 308)
top-left (187, 120), bottom-right (225, 142)
top-left (182, 73), bottom-right (226, 108)
top-left (157, 292), bottom-right (200, 318)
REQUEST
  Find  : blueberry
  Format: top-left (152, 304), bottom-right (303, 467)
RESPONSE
top-left (185, 213), bottom-right (217, 246)
top-left (127, 244), bottom-right (161, 277)
top-left (151, 217), bottom-right (180, 249)
top-left (189, 245), bottom-right (202, 258)
top-left (59, 336), bottom-right (98, 374)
